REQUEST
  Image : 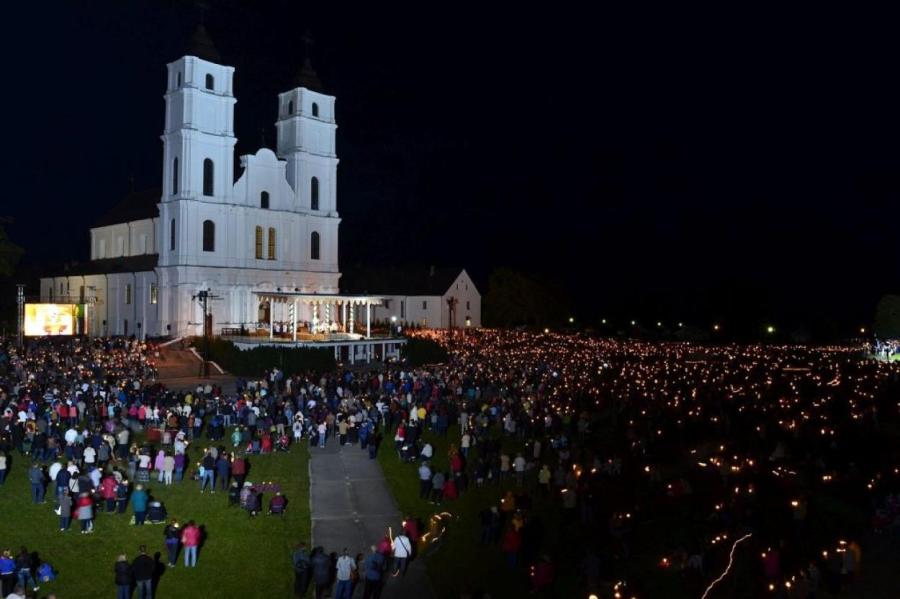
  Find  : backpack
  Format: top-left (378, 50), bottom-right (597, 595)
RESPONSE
top-left (38, 562), bottom-right (56, 582)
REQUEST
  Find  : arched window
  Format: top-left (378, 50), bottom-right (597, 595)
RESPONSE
top-left (255, 226), bottom-right (263, 259)
top-left (172, 157), bottom-right (179, 195)
top-left (176, 72), bottom-right (182, 87)
top-left (310, 177), bottom-right (319, 210)
top-left (310, 231), bottom-right (320, 260)
top-left (260, 191), bottom-right (269, 209)
top-left (203, 159), bottom-right (214, 196)
top-left (202, 220), bottom-right (215, 252)
top-left (288, 100), bottom-right (294, 115)
top-left (312, 102), bottom-right (319, 117)
top-left (268, 227), bottom-right (276, 260)
top-left (205, 73), bottom-right (214, 90)
top-left (170, 218), bottom-right (176, 251)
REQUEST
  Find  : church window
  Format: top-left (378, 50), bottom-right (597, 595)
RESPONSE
top-left (170, 218), bottom-right (176, 251)
top-left (288, 100), bottom-right (294, 115)
top-left (261, 191), bottom-right (270, 209)
top-left (205, 73), bottom-right (214, 90)
top-left (202, 220), bottom-right (215, 252)
top-left (59, 282), bottom-right (64, 295)
top-left (150, 283), bottom-right (158, 305)
top-left (172, 157), bottom-right (179, 195)
top-left (255, 226), bottom-right (263, 259)
top-left (126, 284), bottom-right (133, 305)
top-left (203, 159), bottom-right (214, 196)
top-left (310, 231), bottom-right (320, 260)
top-left (176, 72), bottom-right (182, 87)
top-left (312, 102), bottom-right (319, 117)
top-left (268, 228), bottom-right (276, 260)
top-left (310, 177), bottom-right (319, 210)
top-left (422, 300), bottom-right (427, 310)
top-left (466, 301), bottom-right (470, 310)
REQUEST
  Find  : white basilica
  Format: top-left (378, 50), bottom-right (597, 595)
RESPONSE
top-left (39, 28), bottom-right (347, 338)
top-left (41, 27), bottom-right (481, 341)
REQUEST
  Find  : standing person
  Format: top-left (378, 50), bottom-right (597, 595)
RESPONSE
top-left (181, 521), bottom-right (200, 567)
top-left (362, 545), bottom-right (385, 599)
top-left (15, 547), bottom-right (38, 594)
top-left (101, 474), bottom-right (118, 512)
top-left (58, 489), bottom-right (73, 531)
top-left (199, 449), bottom-right (215, 493)
top-left (28, 463), bottom-right (45, 504)
top-left (215, 453), bottom-right (230, 491)
top-left (231, 454), bottom-right (246, 488)
top-left (114, 554), bottom-right (132, 599)
top-left (77, 492), bottom-right (94, 533)
top-left (116, 479), bottom-right (130, 514)
top-left (334, 548), bottom-right (356, 599)
top-left (317, 422), bottom-right (327, 449)
top-left (131, 484), bottom-right (149, 526)
top-left (0, 550), bottom-right (15, 598)
top-left (0, 451), bottom-right (7, 484)
top-left (163, 520), bottom-right (181, 567)
top-left (132, 545), bottom-right (155, 599)
top-left (310, 547), bottom-right (331, 599)
top-left (291, 542), bottom-right (310, 598)
top-left (391, 529), bottom-right (412, 577)
top-left (162, 453), bottom-right (174, 486)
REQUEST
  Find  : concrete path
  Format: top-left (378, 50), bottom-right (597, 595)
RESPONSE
top-left (309, 440), bottom-right (435, 599)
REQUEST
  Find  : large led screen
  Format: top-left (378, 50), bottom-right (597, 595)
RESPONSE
top-left (24, 303), bottom-right (76, 336)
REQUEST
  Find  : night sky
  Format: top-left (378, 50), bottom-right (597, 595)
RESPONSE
top-left (3, 2), bottom-right (898, 336)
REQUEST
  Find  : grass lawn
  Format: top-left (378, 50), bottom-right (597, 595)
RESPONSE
top-left (0, 435), bottom-right (309, 598)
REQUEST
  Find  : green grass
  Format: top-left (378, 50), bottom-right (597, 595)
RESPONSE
top-left (0, 436), bottom-right (309, 598)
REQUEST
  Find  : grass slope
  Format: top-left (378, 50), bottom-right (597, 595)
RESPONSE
top-left (0, 438), bottom-right (309, 598)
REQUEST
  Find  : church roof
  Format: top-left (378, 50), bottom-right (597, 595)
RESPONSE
top-left (93, 189), bottom-right (160, 228)
top-left (186, 23), bottom-right (222, 63)
top-left (341, 266), bottom-right (474, 296)
top-left (48, 254), bottom-right (159, 278)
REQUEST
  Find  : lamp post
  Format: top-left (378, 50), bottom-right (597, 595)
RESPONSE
top-left (16, 284), bottom-right (24, 349)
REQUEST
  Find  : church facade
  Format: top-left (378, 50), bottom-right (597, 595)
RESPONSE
top-left (41, 32), bottom-right (342, 338)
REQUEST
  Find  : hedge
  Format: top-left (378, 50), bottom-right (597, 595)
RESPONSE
top-left (401, 337), bottom-right (449, 367)
top-left (194, 337), bottom-right (336, 376)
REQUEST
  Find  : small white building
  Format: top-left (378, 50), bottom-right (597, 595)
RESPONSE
top-left (343, 267), bottom-right (481, 329)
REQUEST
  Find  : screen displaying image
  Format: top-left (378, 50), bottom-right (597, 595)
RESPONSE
top-left (24, 303), bottom-right (76, 336)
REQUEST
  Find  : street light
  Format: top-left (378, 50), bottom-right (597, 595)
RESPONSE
top-left (568, 317), bottom-right (574, 324)
top-left (766, 325), bottom-right (775, 334)
top-left (630, 320), bottom-right (636, 326)
top-left (860, 327), bottom-right (866, 334)
top-left (713, 324), bottom-right (720, 331)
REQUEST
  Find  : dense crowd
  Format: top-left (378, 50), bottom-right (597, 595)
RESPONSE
top-left (3, 330), bottom-right (900, 597)
top-left (0, 337), bottom-right (303, 598)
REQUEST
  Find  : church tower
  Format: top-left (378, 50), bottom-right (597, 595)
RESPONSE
top-left (275, 38), bottom-right (339, 215)
top-left (158, 24), bottom-right (237, 268)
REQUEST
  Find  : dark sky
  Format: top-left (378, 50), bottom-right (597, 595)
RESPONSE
top-left (2, 2), bottom-right (898, 335)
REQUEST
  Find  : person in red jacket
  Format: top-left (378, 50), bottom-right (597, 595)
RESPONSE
top-left (100, 475), bottom-right (118, 512)
top-left (502, 528), bottom-right (521, 569)
top-left (231, 454), bottom-right (247, 488)
top-left (181, 521), bottom-right (201, 567)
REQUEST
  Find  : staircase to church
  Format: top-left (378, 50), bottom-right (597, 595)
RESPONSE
top-left (155, 342), bottom-right (236, 393)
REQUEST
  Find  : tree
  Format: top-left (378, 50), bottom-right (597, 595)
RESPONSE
top-left (874, 294), bottom-right (900, 338)
top-left (483, 268), bottom-right (572, 327)
top-left (0, 222), bottom-right (23, 278)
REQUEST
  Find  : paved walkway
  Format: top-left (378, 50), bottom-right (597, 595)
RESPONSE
top-left (309, 440), bottom-right (435, 599)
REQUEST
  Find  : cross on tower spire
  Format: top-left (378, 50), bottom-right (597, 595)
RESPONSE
top-left (294, 29), bottom-right (323, 91)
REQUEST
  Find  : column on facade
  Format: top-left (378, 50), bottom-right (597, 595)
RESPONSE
top-left (292, 298), bottom-right (298, 342)
top-left (269, 296), bottom-right (274, 339)
top-left (366, 301), bottom-right (371, 339)
top-left (342, 302), bottom-right (348, 333)
top-left (349, 304), bottom-right (355, 334)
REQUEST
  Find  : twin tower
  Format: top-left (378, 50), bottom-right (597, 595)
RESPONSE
top-left (156, 26), bottom-right (340, 275)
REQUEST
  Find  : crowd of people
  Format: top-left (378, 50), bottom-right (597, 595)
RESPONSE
top-left (3, 329), bottom-right (900, 597)
top-left (0, 336), bottom-right (300, 598)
